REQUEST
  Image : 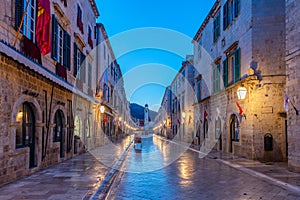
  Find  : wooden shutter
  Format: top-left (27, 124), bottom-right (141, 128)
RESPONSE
top-left (223, 58), bottom-right (228, 87)
top-left (234, 48), bottom-right (241, 82)
top-left (15, 0), bottom-right (24, 30)
top-left (51, 15), bottom-right (58, 60)
top-left (63, 31), bottom-right (71, 70)
top-left (234, 0), bottom-right (241, 17)
top-left (80, 53), bottom-right (86, 82)
top-left (73, 43), bottom-right (78, 77)
top-left (223, 2), bottom-right (228, 30)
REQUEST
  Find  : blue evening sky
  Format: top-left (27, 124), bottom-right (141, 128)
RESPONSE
top-left (96, 0), bottom-right (215, 111)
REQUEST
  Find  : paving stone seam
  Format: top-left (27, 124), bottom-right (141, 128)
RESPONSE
top-left (104, 141), bottom-right (135, 200)
top-left (90, 137), bottom-right (134, 200)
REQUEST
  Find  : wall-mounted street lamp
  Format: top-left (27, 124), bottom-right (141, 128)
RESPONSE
top-left (182, 111), bottom-right (186, 119)
top-left (237, 86), bottom-right (247, 100)
top-left (100, 105), bottom-right (105, 114)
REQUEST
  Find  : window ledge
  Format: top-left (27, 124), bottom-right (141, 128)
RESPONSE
top-left (74, 33), bottom-right (86, 48)
top-left (53, 2), bottom-right (70, 27)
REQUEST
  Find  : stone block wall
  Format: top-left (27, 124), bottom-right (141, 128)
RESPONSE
top-left (286, 0), bottom-right (300, 172)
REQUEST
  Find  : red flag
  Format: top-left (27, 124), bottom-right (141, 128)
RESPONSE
top-left (36, 0), bottom-right (51, 55)
top-left (236, 102), bottom-right (243, 116)
top-left (204, 110), bottom-right (208, 121)
top-left (177, 119), bottom-right (181, 125)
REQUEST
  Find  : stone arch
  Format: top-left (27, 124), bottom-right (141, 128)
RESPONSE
top-left (51, 105), bottom-right (67, 126)
top-left (11, 95), bottom-right (42, 123)
top-left (11, 95), bottom-right (42, 168)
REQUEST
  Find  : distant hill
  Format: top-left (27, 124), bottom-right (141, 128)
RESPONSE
top-left (130, 103), bottom-right (157, 122)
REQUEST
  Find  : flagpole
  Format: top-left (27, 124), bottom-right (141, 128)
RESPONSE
top-left (13, 0), bottom-right (30, 47)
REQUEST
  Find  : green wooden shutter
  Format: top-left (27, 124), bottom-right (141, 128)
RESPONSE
top-left (217, 63), bottom-right (220, 91)
top-left (234, 48), bottom-right (241, 82)
top-left (73, 43), bottom-right (78, 77)
top-left (223, 2), bottom-right (228, 30)
top-left (51, 15), bottom-right (58, 60)
top-left (234, 0), bottom-right (241, 17)
top-left (80, 53), bottom-right (86, 82)
top-left (223, 58), bottom-right (228, 87)
top-left (15, 0), bottom-right (24, 30)
top-left (63, 31), bottom-right (71, 70)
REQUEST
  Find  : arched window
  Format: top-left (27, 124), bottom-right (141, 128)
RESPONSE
top-left (86, 118), bottom-right (90, 138)
top-left (16, 102), bottom-right (35, 148)
top-left (53, 110), bottom-right (64, 142)
top-left (74, 115), bottom-right (82, 138)
top-left (230, 114), bottom-right (239, 142)
top-left (215, 117), bottom-right (221, 139)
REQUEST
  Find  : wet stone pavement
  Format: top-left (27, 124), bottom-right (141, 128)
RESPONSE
top-left (0, 137), bottom-right (131, 200)
top-left (111, 135), bottom-right (300, 200)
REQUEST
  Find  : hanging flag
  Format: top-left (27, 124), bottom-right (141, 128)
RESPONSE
top-left (36, 0), bottom-right (51, 55)
top-left (204, 110), bottom-right (208, 121)
top-left (177, 118), bottom-right (181, 125)
top-left (236, 102), bottom-right (243, 116)
top-left (284, 94), bottom-right (289, 112)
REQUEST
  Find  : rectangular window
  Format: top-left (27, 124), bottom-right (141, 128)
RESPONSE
top-left (15, 0), bottom-right (37, 41)
top-left (223, 48), bottom-right (241, 87)
top-left (228, 55), bottom-right (234, 84)
top-left (223, 0), bottom-right (240, 30)
top-left (213, 63), bottom-right (221, 93)
top-left (213, 12), bottom-right (220, 42)
top-left (77, 5), bottom-right (83, 33)
top-left (52, 15), bottom-right (71, 69)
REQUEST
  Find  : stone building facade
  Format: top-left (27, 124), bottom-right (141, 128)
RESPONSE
top-left (155, 56), bottom-right (195, 143)
top-left (192, 0), bottom-right (287, 161)
top-left (0, 0), bottom-right (130, 186)
top-left (286, 0), bottom-right (300, 171)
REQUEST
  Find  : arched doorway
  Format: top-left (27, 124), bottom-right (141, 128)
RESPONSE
top-left (229, 114), bottom-right (239, 153)
top-left (16, 102), bottom-right (36, 168)
top-left (53, 110), bottom-right (65, 158)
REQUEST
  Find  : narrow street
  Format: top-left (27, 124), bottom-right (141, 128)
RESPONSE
top-left (111, 135), bottom-right (300, 200)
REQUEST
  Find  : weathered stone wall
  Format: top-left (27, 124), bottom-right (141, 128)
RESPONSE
top-left (286, 0), bottom-right (300, 172)
top-left (0, 54), bottom-right (89, 186)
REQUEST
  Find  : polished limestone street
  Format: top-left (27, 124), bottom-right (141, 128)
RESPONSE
top-left (0, 134), bottom-right (300, 200)
top-left (109, 135), bottom-right (300, 200)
